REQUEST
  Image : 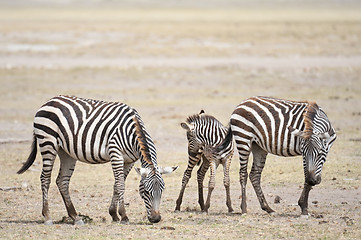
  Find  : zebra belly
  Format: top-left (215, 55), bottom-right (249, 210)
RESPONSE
top-left (61, 143), bottom-right (110, 164)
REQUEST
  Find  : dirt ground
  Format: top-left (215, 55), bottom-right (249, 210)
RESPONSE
top-left (0, 1), bottom-right (360, 239)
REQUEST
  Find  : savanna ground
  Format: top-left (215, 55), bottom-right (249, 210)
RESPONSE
top-left (0, 1), bottom-right (361, 239)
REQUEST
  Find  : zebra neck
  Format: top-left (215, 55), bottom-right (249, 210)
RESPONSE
top-left (140, 160), bottom-right (156, 169)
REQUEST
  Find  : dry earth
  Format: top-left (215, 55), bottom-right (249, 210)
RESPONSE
top-left (0, 1), bottom-right (360, 239)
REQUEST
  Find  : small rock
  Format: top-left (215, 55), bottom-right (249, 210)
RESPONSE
top-left (21, 181), bottom-right (29, 190)
top-left (274, 195), bottom-right (281, 204)
top-left (312, 201), bottom-right (318, 204)
top-left (161, 226), bottom-right (175, 230)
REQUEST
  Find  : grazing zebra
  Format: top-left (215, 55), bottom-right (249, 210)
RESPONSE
top-left (227, 96), bottom-right (336, 216)
top-left (175, 110), bottom-right (234, 213)
top-left (17, 95), bottom-right (177, 225)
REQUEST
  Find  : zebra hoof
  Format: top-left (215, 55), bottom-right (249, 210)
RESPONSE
top-left (44, 220), bottom-right (53, 226)
top-left (269, 212), bottom-right (277, 217)
top-left (120, 217), bottom-right (129, 224)
top-left (74, 218), bottom-right (85, 226)
top-left (200, 210), bottom-right (208, 214)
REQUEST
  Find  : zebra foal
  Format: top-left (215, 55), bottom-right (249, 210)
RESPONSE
top-left (227, 96), bottom-right (336, 216)
top-left (175, 111), bottom-right (234, 213)
top-left (17, 95), bottom-right (177, 225)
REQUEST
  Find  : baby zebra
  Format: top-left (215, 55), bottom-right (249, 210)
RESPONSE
top-left (175, 110), bottom-right (234, 213)
top-left (17, 95), bottom-right (177, 225)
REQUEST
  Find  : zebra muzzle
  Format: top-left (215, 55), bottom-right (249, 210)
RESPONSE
top-left (306, 172), bottom-right (321, 186)
top-left (148, 211), bottom-right (161, 223)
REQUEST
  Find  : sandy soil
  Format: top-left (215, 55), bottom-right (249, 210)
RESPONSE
top-left (0, 2), bottom-right (360, 239)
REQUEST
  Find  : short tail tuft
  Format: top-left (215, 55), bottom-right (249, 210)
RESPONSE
top-left (214, 125), bottom-right (233, 153)
top-left (17, 133), bottom-right (37, 174)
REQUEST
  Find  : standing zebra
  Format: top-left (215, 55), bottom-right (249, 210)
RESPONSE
top-left (175, 110), bottom-right (234, 213)
top-left (227, 96), bottom-right (336, 216)
top-left (17, 95), bottom-right (177, 225)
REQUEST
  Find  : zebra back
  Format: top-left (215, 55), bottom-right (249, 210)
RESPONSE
top-left (230, 96), bottom-right (335, 157)
top-left (184, 113), bottom-right (229, 147)
top-left (31, 95), bottom-right (158, 167)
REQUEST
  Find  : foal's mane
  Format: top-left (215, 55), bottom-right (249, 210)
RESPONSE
top-left (186, 113), bottom-right (218, 125)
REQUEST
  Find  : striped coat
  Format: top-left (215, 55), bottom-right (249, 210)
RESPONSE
top-left (18, 95), bottom-right (177, 225)
top-left (229, 96), bottom-right (336, 215)
top-left (175, 111), bottom-right (234, 213)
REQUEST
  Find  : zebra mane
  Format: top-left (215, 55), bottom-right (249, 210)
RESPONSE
top-left (303, 102), bottom-right (320, 139)
top-left (186, 113), bottom-right (218, 125)
top-left (133, 116), bottom-right (154, 167)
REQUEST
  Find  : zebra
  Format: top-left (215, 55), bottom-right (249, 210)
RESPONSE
top-left (17, 95), bottom-right (177, 225)
top-left (175, 110), bottom-right (234, 213)
top-left (226, 96), bottom-right (336, 216)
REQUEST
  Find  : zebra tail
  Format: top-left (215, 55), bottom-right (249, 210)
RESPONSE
top-left (17, 133), bottom-right (37, 174)
top-left (197, 155), bottom-right (203, 166)
top-left (214, 125), bottom-right (233, 153)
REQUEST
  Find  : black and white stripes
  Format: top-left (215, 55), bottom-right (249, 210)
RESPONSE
top-left (175, 111), bottom-right (234, 213)
top-left (230, 96), bottom-right (336, 215)
top-left (18, 95), bottom-right (177, 225)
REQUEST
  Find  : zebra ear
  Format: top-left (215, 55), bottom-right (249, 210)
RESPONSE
top-left (135, 167), bottom-right (151, 178)
top-left (159, 166), bottom-right (178, 175)
top-left (199, 110), bottom-right (205, 115)
top-left (181, 122), bottom-right (191, 131)
top-left (288, 126), bottom-right (306, 138)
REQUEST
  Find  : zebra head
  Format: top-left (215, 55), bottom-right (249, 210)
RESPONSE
top-left (181, 110), bottom-right (207, 153)
top-left (289, 108), bottom-right (337, 186)
top-left (135, 166), bottom-right (178, 223)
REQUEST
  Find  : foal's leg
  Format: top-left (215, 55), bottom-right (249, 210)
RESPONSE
top-left (204, 159), bottom-right (218, 212)
top-left (249, 143), bottom-right (274, 214)
top-left (222, 155), bottom-right (234, 213)
top-left (197, 155), bottom-right (209, 211)
top-left (175, 151), bottom-right (201, 211)
top-left (56, 149), bottom-right (83, 225)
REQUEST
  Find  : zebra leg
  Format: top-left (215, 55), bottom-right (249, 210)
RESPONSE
top-left (39, 140), bottom-right (58, 225)
top-left (237, 144), bottom-right (251, 214)
top-left (117, 162), bottom-right (134, 220)
top-left (175, 151), bottom-right (200, 211)
top-left (109, 153), bottom-right (128, 223)
top-left (124, 163), bottom-right (134, 181)
top-left (249, 143), bottom-right (274, 214)
top-left (204, 160), bottom-right (218, 212)
top-left (197, 155), bottom-right (209, 211)
top-left (298, 183), bottom-right (312, 216)
top-left (223, 155), bottom-right (234, 213)
top-left (56, 149), bottom-right (83, 225)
